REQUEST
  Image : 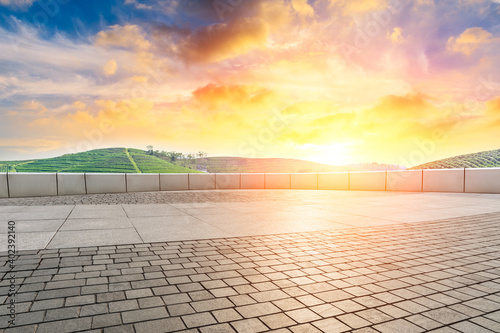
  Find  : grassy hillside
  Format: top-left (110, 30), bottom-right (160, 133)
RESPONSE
top-left (0, 148), bottom-right (405, 173)
top-left (0, 148), bottom-right (199, 173)
top-left (410, 148), bottom-right (500, 169)
top-left (128, 149), bottom-right (198, 173)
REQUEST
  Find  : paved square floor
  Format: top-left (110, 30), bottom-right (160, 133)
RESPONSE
top-left (1, 190), bottom-right (500, 332)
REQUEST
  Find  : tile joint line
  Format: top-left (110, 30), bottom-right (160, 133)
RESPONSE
top-left (6, 171), bottom-right (10, 198)
top-left (463, 167), bottom-right (466, 193)
top-left (84, 172), bottom-right (88, 195)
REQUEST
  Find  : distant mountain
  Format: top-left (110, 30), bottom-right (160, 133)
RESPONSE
top-left (0, 148), bottom-right (199, 173)
top-left (410, 148), bottom-right (500, 169)
top-left (177, 157), bottom-right (404, 173)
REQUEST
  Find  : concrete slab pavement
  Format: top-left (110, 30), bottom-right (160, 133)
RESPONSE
top-left (0, 190), bottom-right (499, 252)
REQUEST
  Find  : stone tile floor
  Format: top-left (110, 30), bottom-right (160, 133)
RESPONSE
top-left (0, 190), bottom-right (500, 332)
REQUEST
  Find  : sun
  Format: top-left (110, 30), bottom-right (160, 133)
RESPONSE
top-left (297, 143), bottom-right (353, 166)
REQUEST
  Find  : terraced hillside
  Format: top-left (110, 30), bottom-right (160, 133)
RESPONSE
top-left (0, 148), bottom-right (199, 173)
top-left (127, 149), bottom-right (198, 173)
top-left (411, 148), bottom-right (500, 169)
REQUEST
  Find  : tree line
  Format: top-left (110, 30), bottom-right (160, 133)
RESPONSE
top-left (146, 146), bottom-right (207, 164)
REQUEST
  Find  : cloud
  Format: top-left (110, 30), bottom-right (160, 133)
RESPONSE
top-left (124, 0), bottom-right (152, 10)
top-left (0, 0), bottom-right (36, 10)
top-left (447, 27), bottom-right (498, 55)
top-left (154, 0), bottom-right (294, 64)
top-left (182, 18), bottom-right (269, 63)
top-left (291, 0), bottom-right (314, 17)
top-left (0, 24), bottom-right (148, 100)
top-left (309, 112), bottom-right (356, 127)
top-left (130, 76), bottom-right (148, 83)
top-left (0, 138), bottom-right (61, 153)
top-left (103, 59), bottom-right (118, 75)
top-left (95, 24), bottom-right (165, 74)
top-left (368, 92), bottom-right (435, 119)
top-left (485, 97), bottom-right (500, 118)
top-left (389, 27), bottom-right (404, 43)
top-left (95, 25), bottom-right (151, 51)
top-left (22, 100), bottom-right (47, 115)
top-left (193, 83), bottom-right (250, 106)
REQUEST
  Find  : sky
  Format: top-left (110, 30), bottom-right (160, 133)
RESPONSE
top-left (0, 0), bottom-right (499, 167)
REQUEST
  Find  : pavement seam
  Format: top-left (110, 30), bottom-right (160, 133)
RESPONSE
top-left (44, 205), bottom-right (76, 250)
top-left (122, 204), bottom-right (145, 245)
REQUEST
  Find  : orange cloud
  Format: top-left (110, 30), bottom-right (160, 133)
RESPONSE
top-left (485, 97), bottom-right (500, 118)
top-left (192, 83), bottom-right (273, 111)
top-left (95, 25), bottom-right (150, 51)
top-left (103, 59), bottom-right (118, 76)
top-left (177, 18), bottom-right (269, 63)
top-left (22, 100), bottom-right (48, 115)
top-left (309, 113), bottom-right (356, 128)
top-left (156, 0), bottom-right (293, 64)
top-left (389, 27), bottom-right (404, 44)
top-left (368, 93), bottom-right (435, 119)
top-left (0, 138), bottom-right (61, 153)
top-left (447, 27), bottom-right (498, 55)
top-left (95, 25), bottom-right (156, 74)
top-left (291, 0), bottom-right (314, 17)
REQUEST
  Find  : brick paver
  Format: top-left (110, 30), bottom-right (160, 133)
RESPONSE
top-left (1, 207), bottom-right (500, 332)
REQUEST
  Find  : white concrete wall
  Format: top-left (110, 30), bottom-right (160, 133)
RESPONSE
top-left (86, 173), bottom-right (126, 194)
top-left (423, 169), bottom-right (464, 193)
top-left (8, 173), bottom-right (58, 197)
top-left (4, 168), bottom-right (500, 198)
top-left (350, 171), bottom-right (386, 191)
top-left (241, 173), bottom-right (265, 189)
top-left (127, 173), bottom-right (160, 193)
top-left (57, 173), bottom-right (86, 196)
top-left (189, 173), bottom-right (216, 190)
top-left (291, 173), bottom-right (317, 190)
top-left (0, 173), bottom-right (8, 198)
top-left (265, 173), bottom-right (291, 189)
top-left (216, 173), bottom-right (240, 189)
top-left (160, 173), bottom-right (189, 191)
top-left (465, 168), bottom-right (500, 193)
top-left (318, 172), bottom-right (349, 190)
top-left (386, 170), bottom-right (423, 192)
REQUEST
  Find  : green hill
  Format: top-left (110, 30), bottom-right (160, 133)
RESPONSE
top-left (0, 148), bottom-right (200, 173)
top-left (0, 148), bottom-right (405, 173)
top-left (410, 148), bottom-right (500, 169)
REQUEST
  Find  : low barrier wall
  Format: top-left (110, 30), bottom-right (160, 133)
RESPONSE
top-left (216, 173), bottom-right (240, 189)
top-left (0, 173), bottom-right (8, 198)
top-left (317, 172), bottom-right (348, 190)
top-left (350, 171), bottom-right (386, 191)
top-left (265, 173), bottom-right (290, 189)
top-left (8, 173), bottom-right (58, 198)
top-left (291, 173), bottom-right (317, 190)
top-left (58, 173), bottom-right (86, 196)
top-left (1, 168), bottom-right (499, 198)
top-left (465, 168), bottom-right (500, 193)
top-left (423, 169), bottom-right (465, 193)
top-left (386, 170), bottom-right (423, 192)
top-left (241, 173), bottom-right (264, 189)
